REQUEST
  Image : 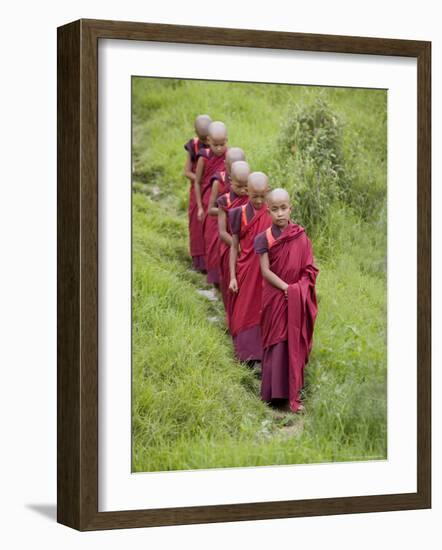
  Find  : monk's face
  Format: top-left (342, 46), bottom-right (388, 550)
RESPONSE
top-left (209, 136), bottom-right (228, 157)
top-left (248, 184), bottom-right (268, 210)
top-left (268, 196), bottom-right (291, 227)
top-left (231, 176), bottom-right (248, 197)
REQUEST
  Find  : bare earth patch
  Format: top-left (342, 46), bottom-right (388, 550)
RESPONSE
top-left (196, 288), bottom-right (219, 302)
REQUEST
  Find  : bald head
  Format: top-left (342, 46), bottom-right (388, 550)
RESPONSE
top-left (247, 172), bottom-right (269, 210)
top-left (231, 160), bottom-right (250, 183)
top-left (226, 147), bottom-right (245, 169)
top-left (267, 187), bottom-right (292, 227)
top-left (247, 171), bottom-right (269, 193)
top-left (194, 114), bottom-right (212, 138)
top-left (267, 188), bottom-right (290, 205)
top-left (208, 121), bottom-right (227, 140)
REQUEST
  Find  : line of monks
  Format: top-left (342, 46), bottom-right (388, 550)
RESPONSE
top-left (183, 115), bottom-right (319, 413)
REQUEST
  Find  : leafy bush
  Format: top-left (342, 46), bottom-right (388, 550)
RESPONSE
top-left (270, 97), bottom-right (386, 244)
top-left (269, 98), bottom-right (352, 237)
top-left (130, 80), bottom-right (388, 471)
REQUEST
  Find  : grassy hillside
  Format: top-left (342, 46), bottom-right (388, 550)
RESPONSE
top-left (132, 77), bottom-right (387, 472)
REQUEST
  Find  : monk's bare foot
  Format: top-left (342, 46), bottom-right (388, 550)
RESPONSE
top-left (270, 398), bottom-right (291, 412)
top-left (271, 400), bottom-right (305, 414)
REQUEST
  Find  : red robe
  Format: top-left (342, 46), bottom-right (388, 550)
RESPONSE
top-left (199, 151), bottom-right (227, 284)
top-left (217, 190), bottom-right (248, 324)
top-left (184, 137), bottom-right (210, 271)
top-left (229, 203), bottom-right (272, 360)
top-left (260, 222), bottom-right (319, 411)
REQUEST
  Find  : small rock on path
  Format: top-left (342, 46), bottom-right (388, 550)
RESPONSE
top-left (196, 288), bottom-right (219, 302)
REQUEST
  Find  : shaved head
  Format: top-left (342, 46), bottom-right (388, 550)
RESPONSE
top-left (267, 187), bottom-right (292, 228)
top-left (247, 171), bottom-right (269, 192)
top-left (226, 147), bottom-right (245, 167)
top-left (231, 160), bottom-right (250, 182)
top-left (194, 114), bottom-right (212, 137)
top-left (267, 188), bottom-right (290, 204)
top-left (247, 172), bottom-right (269, 210)
top-left (208, 121), bottom-right (227, 140)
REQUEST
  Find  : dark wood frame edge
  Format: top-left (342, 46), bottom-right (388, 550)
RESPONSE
top-left (57, 18), bottom-right (431, 531)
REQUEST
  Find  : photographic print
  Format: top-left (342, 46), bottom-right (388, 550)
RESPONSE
top-left (57, 19), bottom-right (430, 529)
top-left (131, 77), bottom-right (388, 473)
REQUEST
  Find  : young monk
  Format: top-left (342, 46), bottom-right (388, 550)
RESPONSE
top-left (254, 188), bottom-right (319, 412)
top-left (183, 114), bottom-right (212, 272)
top-left (205, 148), bottom-right (247, 289)
top-left (228, 172), bottom-right (272, 361)
top-left (194, 121), bottom-right (228, 284)
top-left (225, 147), bottom-right (246, 186)
top-left (207, 160), bottom-right (250, 321)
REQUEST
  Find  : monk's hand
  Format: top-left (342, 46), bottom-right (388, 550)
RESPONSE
top-left (229, 278), bottom-right (238, 293)
top-left (197, 207), bottom-right (204, 221)
top-left (283, 283), bottom-right (289, 300)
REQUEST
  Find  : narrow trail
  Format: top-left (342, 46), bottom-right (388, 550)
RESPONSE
top-left (141, 182), bottom-right (305, 442)
top-left (195, 278), bottom-right (305, 441)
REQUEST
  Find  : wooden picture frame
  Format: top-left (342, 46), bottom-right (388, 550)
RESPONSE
top-left (57, 18), bottom-right (431, 531)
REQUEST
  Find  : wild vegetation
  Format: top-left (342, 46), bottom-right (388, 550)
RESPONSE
top-left (132, 78), bottom-right (387, 472)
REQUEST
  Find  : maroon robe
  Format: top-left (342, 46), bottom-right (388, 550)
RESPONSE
top-left (256, 222), bottom-right (319, 411)
top-left (229, 202), bottom-right (272, 361)
top-left (217, 190), bottom-right (248, 324)
top-left (198, 151), bottom-right (227, 284)
top-left (203, 171), bottom-right (231, 286)
top-left (184, 137), bottom-right (210, 271)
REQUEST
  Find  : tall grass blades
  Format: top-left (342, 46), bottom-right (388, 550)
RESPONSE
top-left (132, 78), bottom-right (387, 472)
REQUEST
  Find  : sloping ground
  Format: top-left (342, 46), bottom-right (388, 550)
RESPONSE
top-left (132, 79), bottom-right (387, 472)
top-left (132, 191), bottom-right (386, 472)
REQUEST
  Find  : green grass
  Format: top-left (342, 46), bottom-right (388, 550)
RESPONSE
top-left (131, 77), bottom-right (387, 472)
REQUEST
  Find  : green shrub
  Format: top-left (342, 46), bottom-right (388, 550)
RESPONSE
top-left (269, 96), bottom-right (386, 245)
top-left (130, 80), bottom-right (388, 472)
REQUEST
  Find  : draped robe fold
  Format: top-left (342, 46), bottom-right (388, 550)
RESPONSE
top-left (203, 170), bottom-right (229, 284)
top-left (229, 203), bottom-right (272, 361)
top-left (184, 137), bottom-right (210, 271)
top-left (217, 190), bottom-right (248, 324)
top-left (260, 223), bottom-right (319, 411)
top-left (198, 150), bottom-right (227, 284)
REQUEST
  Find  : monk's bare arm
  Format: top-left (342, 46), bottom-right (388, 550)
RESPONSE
top-left (194, 157), bottom-right (205, 220)
top-left (207, 180), bottom-right (219, 216)
top-left (229, 234), bottom-right (239, 292)
top-left (183, 153), bottom-right (195, 181)
top-left (218, 208), bottom-right (232, 247)
top-left (259, 253), bottom-right (288, 293)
